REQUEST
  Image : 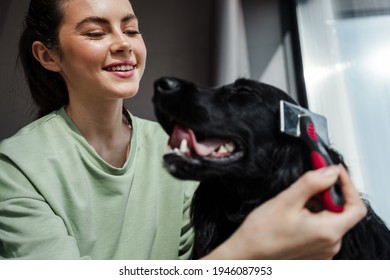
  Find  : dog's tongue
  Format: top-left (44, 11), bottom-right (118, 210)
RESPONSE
top-left (168, 124), bottom-right (225, 156)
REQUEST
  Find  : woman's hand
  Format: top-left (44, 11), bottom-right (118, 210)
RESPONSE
top-left (204, 165), bottom-right (367, 260)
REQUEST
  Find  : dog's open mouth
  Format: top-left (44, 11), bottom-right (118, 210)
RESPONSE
top-left (166, 124), bottom-right (243, 162)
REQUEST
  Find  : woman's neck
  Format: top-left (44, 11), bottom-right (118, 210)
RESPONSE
top-left (65, 100), bottom-right (132, 168)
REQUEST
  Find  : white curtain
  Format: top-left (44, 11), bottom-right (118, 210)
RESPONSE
top-left (214, 0), bottom-right (250, 86)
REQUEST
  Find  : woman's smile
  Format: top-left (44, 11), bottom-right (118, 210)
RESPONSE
top-left (103, 61), bottom-right (136, 78)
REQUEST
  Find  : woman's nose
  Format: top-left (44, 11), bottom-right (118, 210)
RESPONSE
top-left (110, 33), bottom-right (132, 54)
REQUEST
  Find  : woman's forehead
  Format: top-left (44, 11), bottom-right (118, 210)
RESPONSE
top-left (61, 0), bottom-right (135, 25)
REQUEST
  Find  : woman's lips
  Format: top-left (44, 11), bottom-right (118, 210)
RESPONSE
top-left (103, 64), bottom-right (136, 79)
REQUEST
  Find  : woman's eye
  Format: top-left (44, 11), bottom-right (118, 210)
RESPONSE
top-left (84, 32), bottom-right (105, 38)
top-left (124, 30), bottom-right (141, 36)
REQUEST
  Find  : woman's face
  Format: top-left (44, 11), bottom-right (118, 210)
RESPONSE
top-left (54, 0), bottom-right (147, 103)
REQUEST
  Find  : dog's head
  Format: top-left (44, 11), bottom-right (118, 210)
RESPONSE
top-left (152, 77), bottom-right (318, 182)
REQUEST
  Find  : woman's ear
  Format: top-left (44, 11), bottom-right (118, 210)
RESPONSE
top-left (32, 41), bottom-right (61, 72)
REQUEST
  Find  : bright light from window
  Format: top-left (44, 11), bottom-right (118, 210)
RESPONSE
top-left (366, 46), bottom-right (390, 78)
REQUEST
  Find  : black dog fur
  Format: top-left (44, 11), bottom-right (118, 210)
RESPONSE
top-left (152, 77), bottom-right (390, 259)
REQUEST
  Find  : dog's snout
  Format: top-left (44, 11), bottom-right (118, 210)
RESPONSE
top-left (156, 78), bottom-right (181, 94)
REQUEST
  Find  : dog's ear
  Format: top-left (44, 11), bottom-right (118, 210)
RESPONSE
top-left (254, 139), bottom-right (311, 195)
top-left (327, 146), bottom-right (348, 170)
top-left (264, 140), bottom-right (348, 195)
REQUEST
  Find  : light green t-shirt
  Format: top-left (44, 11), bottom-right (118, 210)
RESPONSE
top-left (0, 107), bottom-right (197, 259)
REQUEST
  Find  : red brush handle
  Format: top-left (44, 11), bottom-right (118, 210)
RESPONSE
top-left (311, 152), bottom-right (344, 213)
top-left (301, 117), bottom-right (345, 212)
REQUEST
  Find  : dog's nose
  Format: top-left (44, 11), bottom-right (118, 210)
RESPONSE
top-left (155, 78), bottom-right (181, 93)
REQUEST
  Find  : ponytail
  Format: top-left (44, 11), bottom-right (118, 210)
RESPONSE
top-left (18, 0), bottom-right (68, 118)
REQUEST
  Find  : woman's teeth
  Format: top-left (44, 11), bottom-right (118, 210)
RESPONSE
top-left (105, 65), bottom-right (134, 72)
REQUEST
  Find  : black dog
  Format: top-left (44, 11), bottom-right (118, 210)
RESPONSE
top-left (152, 77), bottom-right (390, 259)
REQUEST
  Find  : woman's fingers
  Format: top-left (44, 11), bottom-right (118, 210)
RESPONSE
top-left (329, 165), bottom-right (367, 229)
top-left (279, 165), bottom-right (341, 210)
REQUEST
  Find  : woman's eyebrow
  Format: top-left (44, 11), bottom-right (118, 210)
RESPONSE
top-left (75, 14), bottom-right (137, 30)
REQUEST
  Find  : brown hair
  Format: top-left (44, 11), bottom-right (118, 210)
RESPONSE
top-left (18, 0), bottom-right (69, 118)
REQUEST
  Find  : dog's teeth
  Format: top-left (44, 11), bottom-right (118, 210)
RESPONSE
top-left (216, 145), bottom-right (228, 154)
top-left (173, 148), bottom-right (181, 154)
top-left (225, 142), bottom-right (235, 152)
top-left (179, 139), bottom-right (188, 153)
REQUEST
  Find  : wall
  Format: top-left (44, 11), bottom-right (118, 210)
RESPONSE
top-left (0, 0), bottom-right (32, 140)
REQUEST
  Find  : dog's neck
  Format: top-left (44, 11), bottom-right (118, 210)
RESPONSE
top-left (199, 176), bottom-right (277, 206)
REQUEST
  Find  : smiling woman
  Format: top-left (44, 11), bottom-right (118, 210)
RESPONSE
top-left (0, 0), bottom-right (367, 260)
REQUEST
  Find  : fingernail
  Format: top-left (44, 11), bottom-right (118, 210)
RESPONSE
top-left (322, 165), bottom-right (340, 177)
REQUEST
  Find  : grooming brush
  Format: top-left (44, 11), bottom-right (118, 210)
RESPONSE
top-left (280, 100), bottom-right (345, 213)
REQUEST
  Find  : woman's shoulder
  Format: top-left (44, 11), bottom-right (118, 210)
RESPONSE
top-left (132, 115), bottom-right (165, 132)
top-left (131, 115), bottom-right (169, 144)
top-left (0, 108), bottom-right (72, 156)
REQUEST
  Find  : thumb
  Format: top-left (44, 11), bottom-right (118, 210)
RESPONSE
top-left (280, 165), bottom-right (341, 209)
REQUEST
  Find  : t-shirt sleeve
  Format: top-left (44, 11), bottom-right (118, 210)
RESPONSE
top-left (178, 182), bottom-right (197, 260)
top-left (0, 156), bottom-right (85, 259)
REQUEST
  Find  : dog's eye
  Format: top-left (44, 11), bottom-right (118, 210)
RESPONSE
top-left (218, 84), bottom-right (262, 106)
top-left (222, 85), bottom-right (260, 104)
top-left (235, 86), bottom-right (253, 95)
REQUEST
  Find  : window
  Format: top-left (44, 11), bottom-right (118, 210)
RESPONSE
top-left (295, 0), bottom-right (390, 224)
